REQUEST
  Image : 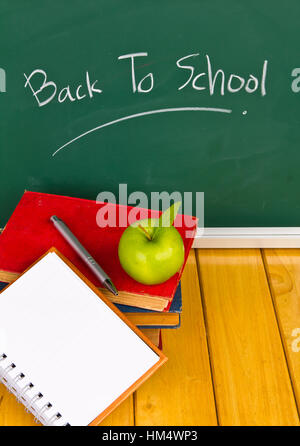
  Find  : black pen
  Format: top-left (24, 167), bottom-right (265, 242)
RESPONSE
top-left (50, 215), bottom-right (118, 296)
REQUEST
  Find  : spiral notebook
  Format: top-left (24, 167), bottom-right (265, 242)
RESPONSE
top-left (0, 248), bottom-right (166, 426)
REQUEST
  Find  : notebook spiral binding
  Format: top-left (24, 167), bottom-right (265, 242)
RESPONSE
top-left (0, 353), bottom-right (70, 426)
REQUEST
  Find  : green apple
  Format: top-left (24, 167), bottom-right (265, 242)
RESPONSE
top-left (118, 204), bottom-right (185, 285)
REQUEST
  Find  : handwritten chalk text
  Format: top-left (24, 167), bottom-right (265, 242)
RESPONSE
top-left (23, 52), bottom-right (270, 107)
top-left (176, 54), bottom-right (268, 96)
top-left (24, 70), bottom-right (102, 107)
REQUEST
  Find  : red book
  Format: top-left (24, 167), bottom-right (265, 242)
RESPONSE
top-left (0, 191), bottom-right (197, 311)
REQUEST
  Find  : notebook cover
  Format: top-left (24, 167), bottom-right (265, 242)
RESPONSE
top-left (0, 191), bottom-right (197, 311)
top-left (0, 247), bottom-right (167, 426)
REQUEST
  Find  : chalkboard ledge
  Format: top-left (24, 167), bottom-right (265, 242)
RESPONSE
top-left (193, 227), bottom-right (300, 248)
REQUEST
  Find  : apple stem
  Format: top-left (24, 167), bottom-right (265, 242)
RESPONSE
top-left (138, 225), bottom-right (152, 241)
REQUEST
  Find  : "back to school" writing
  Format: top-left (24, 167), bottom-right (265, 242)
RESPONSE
top-left (23, 52), bottom-right (269, 107)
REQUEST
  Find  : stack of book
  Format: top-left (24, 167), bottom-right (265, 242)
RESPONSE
top-left (117, 284), bottom-right (182, 348)
top-left (0, 191), bottom-right (197, 346)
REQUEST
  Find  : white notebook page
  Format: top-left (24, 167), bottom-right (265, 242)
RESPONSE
top-left (0, 252), bottom-right (159, 425)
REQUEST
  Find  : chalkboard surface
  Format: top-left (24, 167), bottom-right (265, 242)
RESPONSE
top-left (1, 0), bottom-right (300, 227)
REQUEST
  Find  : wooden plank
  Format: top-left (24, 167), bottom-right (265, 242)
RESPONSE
top-left (134, 250), bottom-right (217, 426)
top-left (0, 384), bottom-right (39, 426)
top-left (99, 396), bottom-right (134, 426)
top-left (196, 249), bottom-right (299, 426)
top-left (262, 248), bottom-right (300, 413)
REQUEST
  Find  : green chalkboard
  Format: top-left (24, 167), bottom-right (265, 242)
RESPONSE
top-left (1, 0), bottom-right (300, 227)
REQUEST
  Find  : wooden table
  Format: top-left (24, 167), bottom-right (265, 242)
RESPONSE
top-left (1, 249), bottom-right (300, 426)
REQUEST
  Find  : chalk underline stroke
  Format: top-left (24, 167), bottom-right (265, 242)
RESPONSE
top-left (52, 106), bottom-right (232, 157)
